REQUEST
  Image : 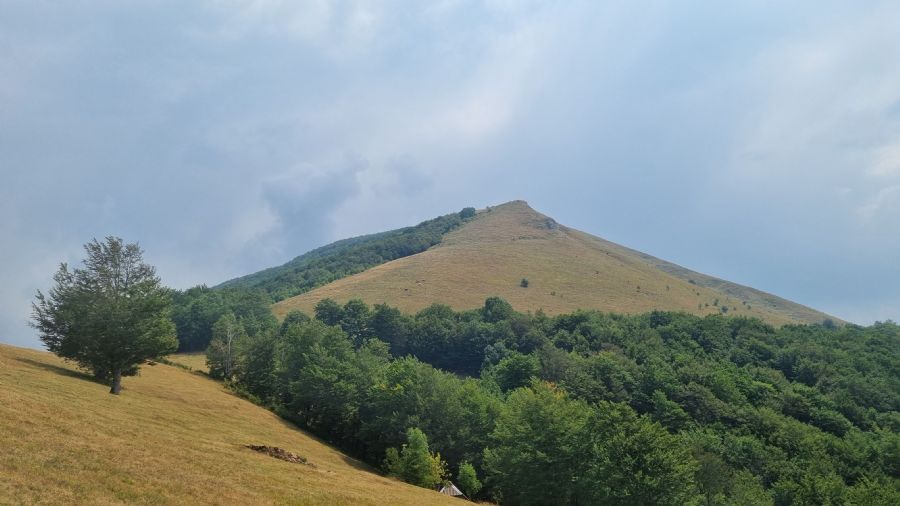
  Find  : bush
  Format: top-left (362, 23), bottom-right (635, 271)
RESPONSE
top-left (458, 461), bottom-right (482, 498)
top-left (385, 428), bottom-right (447, 489)
top-left (520, 278), bottom-right (529, 288)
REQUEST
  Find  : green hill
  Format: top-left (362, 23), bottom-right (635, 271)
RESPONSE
top-left (218, 209), bottom-right (475, 301)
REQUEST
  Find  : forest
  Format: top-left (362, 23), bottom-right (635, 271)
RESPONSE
top-left (215, 208), bottom-right (476, 301)
top-left (179, 294), bottom-right (899, 505)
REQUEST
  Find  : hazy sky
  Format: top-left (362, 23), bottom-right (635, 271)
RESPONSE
top-left (3, 1), bottom-right (900, 348)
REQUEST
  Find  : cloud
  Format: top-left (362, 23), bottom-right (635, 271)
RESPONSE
top-left (3, 0), bottom-right (900, 349)
top-left (858, 185), bottom-right (900, 221)
top-left (202, 0), bottom-right (385, 59)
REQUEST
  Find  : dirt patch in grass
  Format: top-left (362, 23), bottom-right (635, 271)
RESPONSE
top-left (246, 445), bottom-right (315, 467)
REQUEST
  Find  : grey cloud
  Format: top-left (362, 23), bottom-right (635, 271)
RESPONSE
top-left (3, 1), bottom-right (900, 348)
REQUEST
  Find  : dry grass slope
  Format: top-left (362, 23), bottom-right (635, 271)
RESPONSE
top-left (274, 201), bottom-right (836, 327)
top-left (0, 344), bottom-right (460, 506)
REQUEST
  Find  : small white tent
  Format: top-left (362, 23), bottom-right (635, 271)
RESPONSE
top-left (438, 482), bottom-right (466, 498)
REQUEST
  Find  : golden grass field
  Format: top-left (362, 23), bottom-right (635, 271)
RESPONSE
top-left (275, 201), bottom-right (835, 326)
top-left (0, 344), bottom-right (461, 505)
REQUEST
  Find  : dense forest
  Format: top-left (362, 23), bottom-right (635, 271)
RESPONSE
top-left (170, 286), bottom-right (277, 351)
top-left (215, 208), bottom-right (476, 301)
top-left (183, 296), bottom-right (899, 505)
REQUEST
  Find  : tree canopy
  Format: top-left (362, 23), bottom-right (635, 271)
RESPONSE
top-left (31, 237), bottom-right (177, 394)
top-left (202, 297), bottom-right (900, 504)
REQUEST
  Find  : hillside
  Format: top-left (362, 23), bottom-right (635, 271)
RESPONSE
top-left (0, 344), bottom-right (459, 505)
top-left (218, 210), bottom-right (474, 301)
top-left (272, 201), bottom-right (835, 326)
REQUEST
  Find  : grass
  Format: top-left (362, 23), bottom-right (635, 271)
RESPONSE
top-left (0, 344), bottom-right (461, 505)
top-left (274, 200), bottom-right (835, 326)
top-left (165, 352), bottom-right (208, 373)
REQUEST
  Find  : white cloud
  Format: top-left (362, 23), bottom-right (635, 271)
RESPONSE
top-left (724, 3), bottom-right (900, 229)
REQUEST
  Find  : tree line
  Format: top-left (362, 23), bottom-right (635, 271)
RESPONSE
top-left (215, 208), bottom-right (477, 301)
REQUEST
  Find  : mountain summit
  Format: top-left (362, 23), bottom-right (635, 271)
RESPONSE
top-left (268, 201), bottom-right (835, 326)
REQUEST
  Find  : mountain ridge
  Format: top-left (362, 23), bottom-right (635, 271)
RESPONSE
top-left (264, 200), bottom-right (836, 326)
top-left (217, 209), bottom-right (474, 301)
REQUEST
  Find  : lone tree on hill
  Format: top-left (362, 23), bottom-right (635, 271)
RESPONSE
top-left (31, 237), bottom-right (177, 394)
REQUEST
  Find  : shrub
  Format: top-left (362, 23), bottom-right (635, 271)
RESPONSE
top-left (385, 428), bottom-right (447, 489)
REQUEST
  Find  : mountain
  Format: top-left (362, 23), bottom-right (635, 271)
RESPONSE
top-left (260, 200), bottom-right (836, 327)
top-left (218, 200), bottom-right (836, 326)
top-left (0, 344), bottom-right (459, 505)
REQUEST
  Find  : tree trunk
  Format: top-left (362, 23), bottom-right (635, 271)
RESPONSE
top-left (109, 368), bottom-right (122, 395)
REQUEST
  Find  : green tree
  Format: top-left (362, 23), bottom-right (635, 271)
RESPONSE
top-left (371, 303), bottom-right (410, 355)
top-left (482, 297), bottom-right (514, 323)
top-left (206, 313), bottom-right (246, 379)
top-left (579, 402), bottom-right (701, 505)
top-left (31, 237), bottom-right (177, 394)
top-left (279, 309), bottom-right (310, 334)
top-left (651, 389), bottom-right (693, 431)
top-left (314, 298), bottom-right (344, 326)
top-left (385, 427), bottom-right (447, 489)
top-left (341, 299), bottom-right (372, 346)
top-left (457, 461), bottom-right (482, 499)
top-left (234, 332), bottom-right (277, 400)
top-left (491, 352), bottom-right (540, 392)
top-left (484, 382), bottom-right (593, 506)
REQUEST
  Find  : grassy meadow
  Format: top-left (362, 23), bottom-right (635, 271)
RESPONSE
top-left (0, 344), bottom-right (460, 505)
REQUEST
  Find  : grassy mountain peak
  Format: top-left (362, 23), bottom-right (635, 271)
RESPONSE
top-left (270, 200), bottom-right (836, 326)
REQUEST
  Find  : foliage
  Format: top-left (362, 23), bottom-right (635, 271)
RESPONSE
top-left (457, 461), bottom-right (482, 498)
top-left (171, 285), bottom-right (276, 351)
top-left (385, 428), bottom-right (447, 489)
top-left (31, 237), bottom-right (177, 394)
top-left (579, 401), bottom-right (700, 504)
top-left (217, 297), bottom-right (899, 505)
top-left (483, 382), bottom-right (595, 506)
top-left (206, 312), bottom-right (247, 379)
top-left (217, 209), bottom-right (477, 301)
top-left (489, 352), bottom-right (540, 392)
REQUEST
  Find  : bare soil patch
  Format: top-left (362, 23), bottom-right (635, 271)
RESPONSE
top-left (245, 445), bottom-right (315, 467)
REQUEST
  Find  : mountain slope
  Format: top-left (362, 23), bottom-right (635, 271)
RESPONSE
top-left (0, 344), bottom-right (459, 505)
top-left (272, 201), bottom-right (836, 326)
top-left (218, 210), bottom-right (473, 301)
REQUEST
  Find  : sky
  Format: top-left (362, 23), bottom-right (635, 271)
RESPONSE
top-left (2, 0), bottom-right (900, 348)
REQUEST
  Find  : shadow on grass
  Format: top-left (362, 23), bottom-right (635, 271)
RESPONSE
top-left (14, 357), bottom-right (106, 385)
top-left (340, 454), bottom-right (377, 473)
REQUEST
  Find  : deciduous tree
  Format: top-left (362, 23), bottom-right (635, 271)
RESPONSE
top-left (31, 237), bottom-right (177, 394)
